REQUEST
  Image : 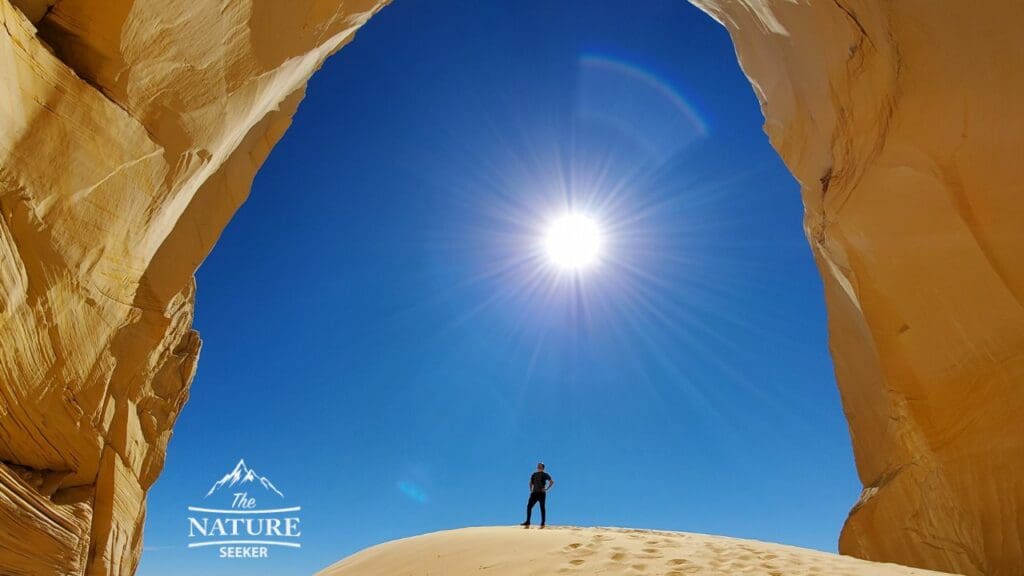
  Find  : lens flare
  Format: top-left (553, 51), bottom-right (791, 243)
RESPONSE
top-left (545, 214), bottom-right (603, 270)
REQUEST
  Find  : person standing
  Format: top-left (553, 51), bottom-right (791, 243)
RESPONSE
top-left (520, 462), bottom-right (553, 528)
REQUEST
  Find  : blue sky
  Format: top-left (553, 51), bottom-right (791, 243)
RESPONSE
top-left (138, 1), bottom-right (859, 574)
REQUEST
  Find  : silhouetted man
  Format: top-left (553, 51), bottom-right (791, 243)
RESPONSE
top-left (520, 462), bottom-right (553, 528)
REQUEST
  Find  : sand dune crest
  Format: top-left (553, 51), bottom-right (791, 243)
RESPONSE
top-left (319, 526), bottom-right (957, 575)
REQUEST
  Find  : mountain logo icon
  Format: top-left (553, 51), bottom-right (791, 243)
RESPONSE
top-left (188, 457), bottom-right (300, 557)
top-left (205, 458), bottom-right (285, 498)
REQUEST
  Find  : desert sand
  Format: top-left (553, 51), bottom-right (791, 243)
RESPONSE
top-left (318, 526), bottom-right (956, 576)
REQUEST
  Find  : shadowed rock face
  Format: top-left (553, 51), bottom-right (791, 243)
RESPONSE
top-left (0, 0), bottom-right (1019, 575)
top-left (0, 0), bottom-right (388, 573)
top-left (691, 1), bottom-right (1024, 574)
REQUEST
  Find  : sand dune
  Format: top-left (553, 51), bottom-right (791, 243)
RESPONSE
top-left (318, 526), bottom-right (957, 576)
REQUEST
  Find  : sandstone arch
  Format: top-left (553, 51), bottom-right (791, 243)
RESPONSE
top-left (0, 1), bottom-right (1020, 574)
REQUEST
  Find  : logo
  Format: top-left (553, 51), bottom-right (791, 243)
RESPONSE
top-left (187, 459), bottom-right (301, 559)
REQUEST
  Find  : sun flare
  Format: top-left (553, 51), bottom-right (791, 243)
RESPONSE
top-left (544, 214), bottom-right (603, 270)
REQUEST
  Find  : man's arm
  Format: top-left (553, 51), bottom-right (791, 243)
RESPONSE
top-left (546, 477), bottom-right (554, 491)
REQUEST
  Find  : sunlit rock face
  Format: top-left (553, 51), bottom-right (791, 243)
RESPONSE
top-left (692, 1), bottom-right (1024, 574)
top-left (0, 0), bottom-right (388, 573)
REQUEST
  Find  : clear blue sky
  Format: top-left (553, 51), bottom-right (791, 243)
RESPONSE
top-left (138, 1), bottom-right (859, 574)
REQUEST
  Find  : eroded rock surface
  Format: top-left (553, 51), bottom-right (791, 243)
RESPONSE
top-left (692, 1), bottom-right (1024, 574)
top-left (0, 1), bottom-right (388, 573)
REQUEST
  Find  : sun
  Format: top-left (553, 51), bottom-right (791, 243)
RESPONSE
top-left (544, 214), bottom-right (603, 270)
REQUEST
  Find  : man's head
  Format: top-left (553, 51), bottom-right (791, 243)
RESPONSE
top-left (537, 462), bottom-right (545, 471)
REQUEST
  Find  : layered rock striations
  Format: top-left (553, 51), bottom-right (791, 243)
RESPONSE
top-left (0, 1), bottom-right (388, 574)
top-left (692, 1), bottom-right (1024, 574)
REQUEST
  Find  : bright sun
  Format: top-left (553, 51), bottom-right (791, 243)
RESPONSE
top-left (544, 214), bottom-right (603, 270)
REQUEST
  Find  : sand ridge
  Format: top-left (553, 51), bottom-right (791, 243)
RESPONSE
top-left (318, 526), bottom-right (958, 575)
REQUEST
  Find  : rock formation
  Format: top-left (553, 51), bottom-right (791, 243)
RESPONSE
top-left (691, 1), bottom-right (1024, 574)
top-left (0, 1), bottom-right (388, 574)
top-left (1, 0), bottom-right (1020, 574)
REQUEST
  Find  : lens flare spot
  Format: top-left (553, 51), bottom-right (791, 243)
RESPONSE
top-left (397, 481), bottom-right (429, 504)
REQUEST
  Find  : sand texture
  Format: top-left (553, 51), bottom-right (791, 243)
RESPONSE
top-left (319, 526), bottom-right (958, 576)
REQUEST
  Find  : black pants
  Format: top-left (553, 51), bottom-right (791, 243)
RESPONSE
top-left (525, 491), bottom-right (546, 525)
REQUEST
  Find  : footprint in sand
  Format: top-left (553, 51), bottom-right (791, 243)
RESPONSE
top-left (703, 541), bottom-right (726, 555)
top-left (666, 558), bottom-right (701, 574)
top-left (638, 547), bottom-right (663, 559)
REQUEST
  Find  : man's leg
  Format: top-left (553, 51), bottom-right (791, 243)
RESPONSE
top-left (539, 492), bottom-right (546, 526)
top-left (523, 493), bottom-right (539, 526)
